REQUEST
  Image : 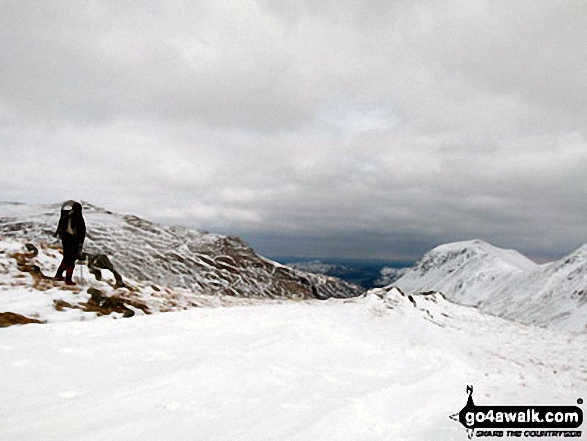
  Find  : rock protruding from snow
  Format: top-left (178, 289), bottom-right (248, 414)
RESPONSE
top-left (361, 286), bottom-right (453, 325)
top-left (394, 239), bottom-right (587, 331)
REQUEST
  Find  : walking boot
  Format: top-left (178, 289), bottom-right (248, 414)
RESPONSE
top-left (54, 261), bottom-right (66, 281)
top-left (65, 266), bottom-right (76, 286)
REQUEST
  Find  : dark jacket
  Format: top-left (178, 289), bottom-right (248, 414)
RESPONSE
top-left (69, 210), bottom-right (86, 242)
top-left (55, 203), bottom-right (86, 264)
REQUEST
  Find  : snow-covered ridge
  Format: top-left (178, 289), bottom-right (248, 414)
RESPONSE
top-left (415, 239), bottom-right (537, 274)
top-left (0, 202), bottom-right (363, 325)
top-left (394, 239), bottom-right (587, 331)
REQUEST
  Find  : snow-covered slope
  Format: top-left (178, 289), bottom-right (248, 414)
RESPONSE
top-left (395, 239), bottom-right (587, 331)
top-left (1, 288), bottom-right (584, 441)
top-left (0, 202), bottom-right (362, 304)
top-left (373, 266), bottom-right (412, 287)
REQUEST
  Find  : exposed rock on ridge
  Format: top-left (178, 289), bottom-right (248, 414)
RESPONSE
top-left (0, 202), bottom-right (362, 301)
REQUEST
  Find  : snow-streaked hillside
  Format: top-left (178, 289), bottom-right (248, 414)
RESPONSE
top-left (0, 202), bottom-right (362, 308)
top-left (1, 288), bottom-right (584, 441)
top-left (0, 236), bottom-right (303, 327)
top-left (395, 239), bottom-right (587, 331)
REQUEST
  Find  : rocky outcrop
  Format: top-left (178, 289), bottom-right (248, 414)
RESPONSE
top-left (9, 243), bottom-right (58, 291)
top-left (84, 287), bottom-right (150, 317)
top-left (52, 287), bottom-right (150, 318)
top-left (85, 253), bottom-right (125, 288)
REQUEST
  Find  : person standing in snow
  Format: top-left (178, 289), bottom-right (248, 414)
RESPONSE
top-left (53, 201), bottom-right (86, 285)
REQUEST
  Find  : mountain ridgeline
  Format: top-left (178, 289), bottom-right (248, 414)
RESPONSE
top-left (1, 202), bottom-right (586, 331)
top-left (393, 239), bottom-right (587, 331)
top-left (0, 202), bottom-right (363, 301)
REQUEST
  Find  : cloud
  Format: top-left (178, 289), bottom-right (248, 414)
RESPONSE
top-left (1, 0), bottom-right (586, 260)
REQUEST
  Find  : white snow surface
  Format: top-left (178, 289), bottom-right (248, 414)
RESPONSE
top-left (1, 288), bottom-right (585, 441)
top-left (395, 240), bottom-right (587, 331)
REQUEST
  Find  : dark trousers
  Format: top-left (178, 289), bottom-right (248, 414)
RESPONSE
top-left (61, 234), bottom-right (81, 267)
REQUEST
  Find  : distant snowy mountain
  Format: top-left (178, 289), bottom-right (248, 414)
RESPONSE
top-left (285, 260), bottom-right (342, 275)
top-left (0, 202), bottom-right (362, 325)
top-left (394, 239), bottom-right (587, 331)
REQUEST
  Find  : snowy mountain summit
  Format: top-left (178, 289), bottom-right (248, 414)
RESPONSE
top-left (0, 202), bottom-right (362, 325)
top-left (395, 239), bottom-right (587, 331)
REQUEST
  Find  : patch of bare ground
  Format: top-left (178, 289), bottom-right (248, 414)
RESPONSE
top-left (9, 243), bottom-right (83, 292)
top-left (53, 288), bottom-right (150, 318)
top-left (0, 312), bottom-right (45, 327)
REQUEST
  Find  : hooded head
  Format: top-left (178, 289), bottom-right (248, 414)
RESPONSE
top-left (61, 200), bottom-right (77, 211)
top-left (72, 202), bottom-right (82, 213)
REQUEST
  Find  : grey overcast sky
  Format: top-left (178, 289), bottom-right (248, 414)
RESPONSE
top-left (1, 0), bottom-right (586, 261)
